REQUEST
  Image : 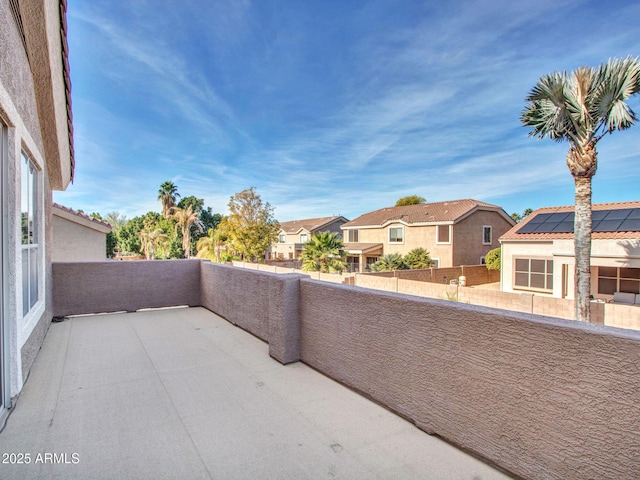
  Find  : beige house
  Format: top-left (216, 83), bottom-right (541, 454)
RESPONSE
top-left (268, 216), bottom-right (348, 261)
top-left (1, 1), bottom-right (74, 414)
top-left (500, 201), bottom-right (640, 302)
top-left (52, 203), bottom-right (112, 261)
top-left (342, 199), bottom-right (514, 272)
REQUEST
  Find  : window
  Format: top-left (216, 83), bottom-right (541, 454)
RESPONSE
top-left (514, 258), bottom-right (553, 292)
top-left (389, 226), bottom-right (403, 244)
top-left (279, 234), bottom-right (285, 243)
top-left (300, 233), bottom-right (308, 243)
top-left (436, 225), bottom-right (450, 244)
top-left (483, 226), bottom-right (492, 245)
top-left (21, 152), bottom-right (40, 316)
top-left (430, 258), bottom-right (440, 268)
top-left (347, 229), bottom-right (359, 242)
top-left (598, 267), bottom-right (640, 295)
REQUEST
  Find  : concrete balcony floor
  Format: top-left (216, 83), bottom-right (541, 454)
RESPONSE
top-left (0, 307), bottom-right (511, 479)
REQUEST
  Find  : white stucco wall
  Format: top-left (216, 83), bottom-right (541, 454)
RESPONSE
top-left (501, 238), bottom-right (640, 300)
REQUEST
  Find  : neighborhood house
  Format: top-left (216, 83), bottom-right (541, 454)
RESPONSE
top-left (500, 201), bottom-right (640, 303)
top-left (52, 203), bottom-right (112, 262)
top-left (268, 216), bottom-right (348, 261)
top-left (341, 199), bottom-right (515, 272)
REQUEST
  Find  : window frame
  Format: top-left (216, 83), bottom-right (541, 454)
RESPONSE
top-left (597, 266), bottom-right (640, 295)
top-left (300, 233), bottom-right (308, 243)
top-left (20, 150), bottom-right (42, 318)
top-left (278, 234), bottom-right (285, 243)
top-left (347, 229), bottom-right (359, 243)
top-left (513, 257), bottom-right (554, 293)
top-left (436, 225), bottom-right (451, 244)
top-left (482, 225), bottom-right (492, 245)
top-left (388, 226), bottom-right (404, 244)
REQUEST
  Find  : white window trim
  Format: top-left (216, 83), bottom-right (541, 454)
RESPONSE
top-left (300, 233), bottom-right (308, 243)
top-left (279, 234), bottom-right (285, 243)
top-left (482, 225), bottom-right (492, 245)
top-left (430, 258), bottom-right (440, 268)
top-left (17, 149), bottom-right (45, 348)
top-left (388, 226), bottom-right (404, 244)
top-left (436, 225), bottom-right (451, 245)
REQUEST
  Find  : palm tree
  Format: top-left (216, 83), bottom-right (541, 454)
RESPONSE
top-left (138, 227), bottom-right (169, 260)
top-left (369, 253), bottom-right (407, 272)
top-left (300, 232), bottom-right (347, 274)
top-left (196, 227), bottom-right (228, 262)
top-left (521, 56), bottom-right (640, 322)
top-left (170, 205), bottom-right (203, 257)
top-left (404, 247), bottom-right (433, 269)
top-left (158, 181), bottom-right (180, 219)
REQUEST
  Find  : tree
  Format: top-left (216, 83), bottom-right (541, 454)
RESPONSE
top-left (300, 232), bottom-right (347, 273)
top-left (511, 208), bottom-right (533, 223)
top-left (370, 253), bottom-right (408, 272)
top-left (485, 247), bottom-right (501, 271)
top-left (158, 181), bottom-right (180, 219)
top-left (196, 227), bottom-right (229, 262)
top-left (521, 56), bottom-right (640, 321)
top-left (225, 187), bottom-right (280, 262)
top-left (404, 248), bottom-right (433, 269)
top-left (395, 195), bottom-right (426, 206)
top-left (138, 227), bottom-right (169, 260)
top-left (170, 205), bottom-right (203, 258)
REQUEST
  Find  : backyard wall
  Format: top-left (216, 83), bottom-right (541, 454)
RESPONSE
top-left (52, 260), bottom-right (640, 479)
top-left (361, 265), bottom-right (500, 285)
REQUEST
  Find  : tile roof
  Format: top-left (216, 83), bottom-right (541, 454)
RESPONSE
top-left (53, 203), bottom-right (112, 230)
top-left (342, 199), bottom-right (509, 228)
top-left (343, 242), bottom-right (384, 253)
top-left (278, 216), bottom-right (346, 234)
top-left (500, 200), bottom-right (640, 241)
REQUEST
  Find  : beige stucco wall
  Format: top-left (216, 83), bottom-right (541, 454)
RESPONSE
top-left (1, 0), bottom-right (62, 399)
top-left (453, 210), bottom-right (513, 266)
top-left (52, 214), bottom-right (108, 261)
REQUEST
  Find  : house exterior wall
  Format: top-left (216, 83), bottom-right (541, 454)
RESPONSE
top-left (452, 210), bottom-right (512, 266)
top-left (52, 214), bottom-right (108, 261)
top-left (501, 238), bottom-right (640, 300)
top-left (270, 217), bottom-right (347, 260)
top-left (0, 0), bottom-right (70, 401)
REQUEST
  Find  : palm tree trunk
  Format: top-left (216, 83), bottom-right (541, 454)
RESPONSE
top-left (574, 175), bottom-right (592, 322)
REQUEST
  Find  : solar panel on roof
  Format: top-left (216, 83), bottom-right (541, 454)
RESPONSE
top-left (627, 208), bottom-right (640, 219)
top-left (551, 221), bottom-right (574, 233)
top-left (618, 218), bottom-right (640, 231)
top-left (517, 222), bottom-right (542, 233)
top-left (592, 210), bottom-right (609, 221)
top-left (516, 207), bottom-right (640, 234)
top-left (593, 220), bottom-right (623, 232)
top-left (603, 209), bottom-right (633, 220)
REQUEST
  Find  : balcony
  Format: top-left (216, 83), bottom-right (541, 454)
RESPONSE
top-left (1, 259), bottom-right (638, 479)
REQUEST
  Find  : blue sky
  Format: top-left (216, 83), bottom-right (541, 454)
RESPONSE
top-left (54, 0), bottom-right (640, 222)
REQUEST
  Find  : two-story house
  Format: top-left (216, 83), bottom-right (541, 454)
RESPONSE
top-left (342, 199), bottom-right (515, 272)
top-left (500, 201), bottom-right (640, 302)
top-left (1, 0), bottom-right (74, 418)
top-left (268, 216), bottom-right (348, 261)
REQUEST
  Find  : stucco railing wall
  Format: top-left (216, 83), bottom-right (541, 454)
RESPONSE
top-left (231, 260), bottom-right (351, 284)
top-left (51, 261), bottom-right (640, 478)
top-left (200, 262), bottom-right (303, 364)
top-left (297, 279), bottom-right (640, 480)
top-left (52, 260), bottom-right (201, 317)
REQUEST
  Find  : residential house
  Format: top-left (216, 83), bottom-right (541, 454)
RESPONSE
top-left (52, 203), bottom-right (112, 261)
top-left (1, 0), bottom-right (74, 419)
top-left (341, 199), bottom-right (515, 272)
top-left (268, 216), bottom-right (348, 261)
top-left (500, 201), bottom-right (640, 302)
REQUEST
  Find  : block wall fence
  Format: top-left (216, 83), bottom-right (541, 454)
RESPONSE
top-left (52, 260), bottom-right (640, 480)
